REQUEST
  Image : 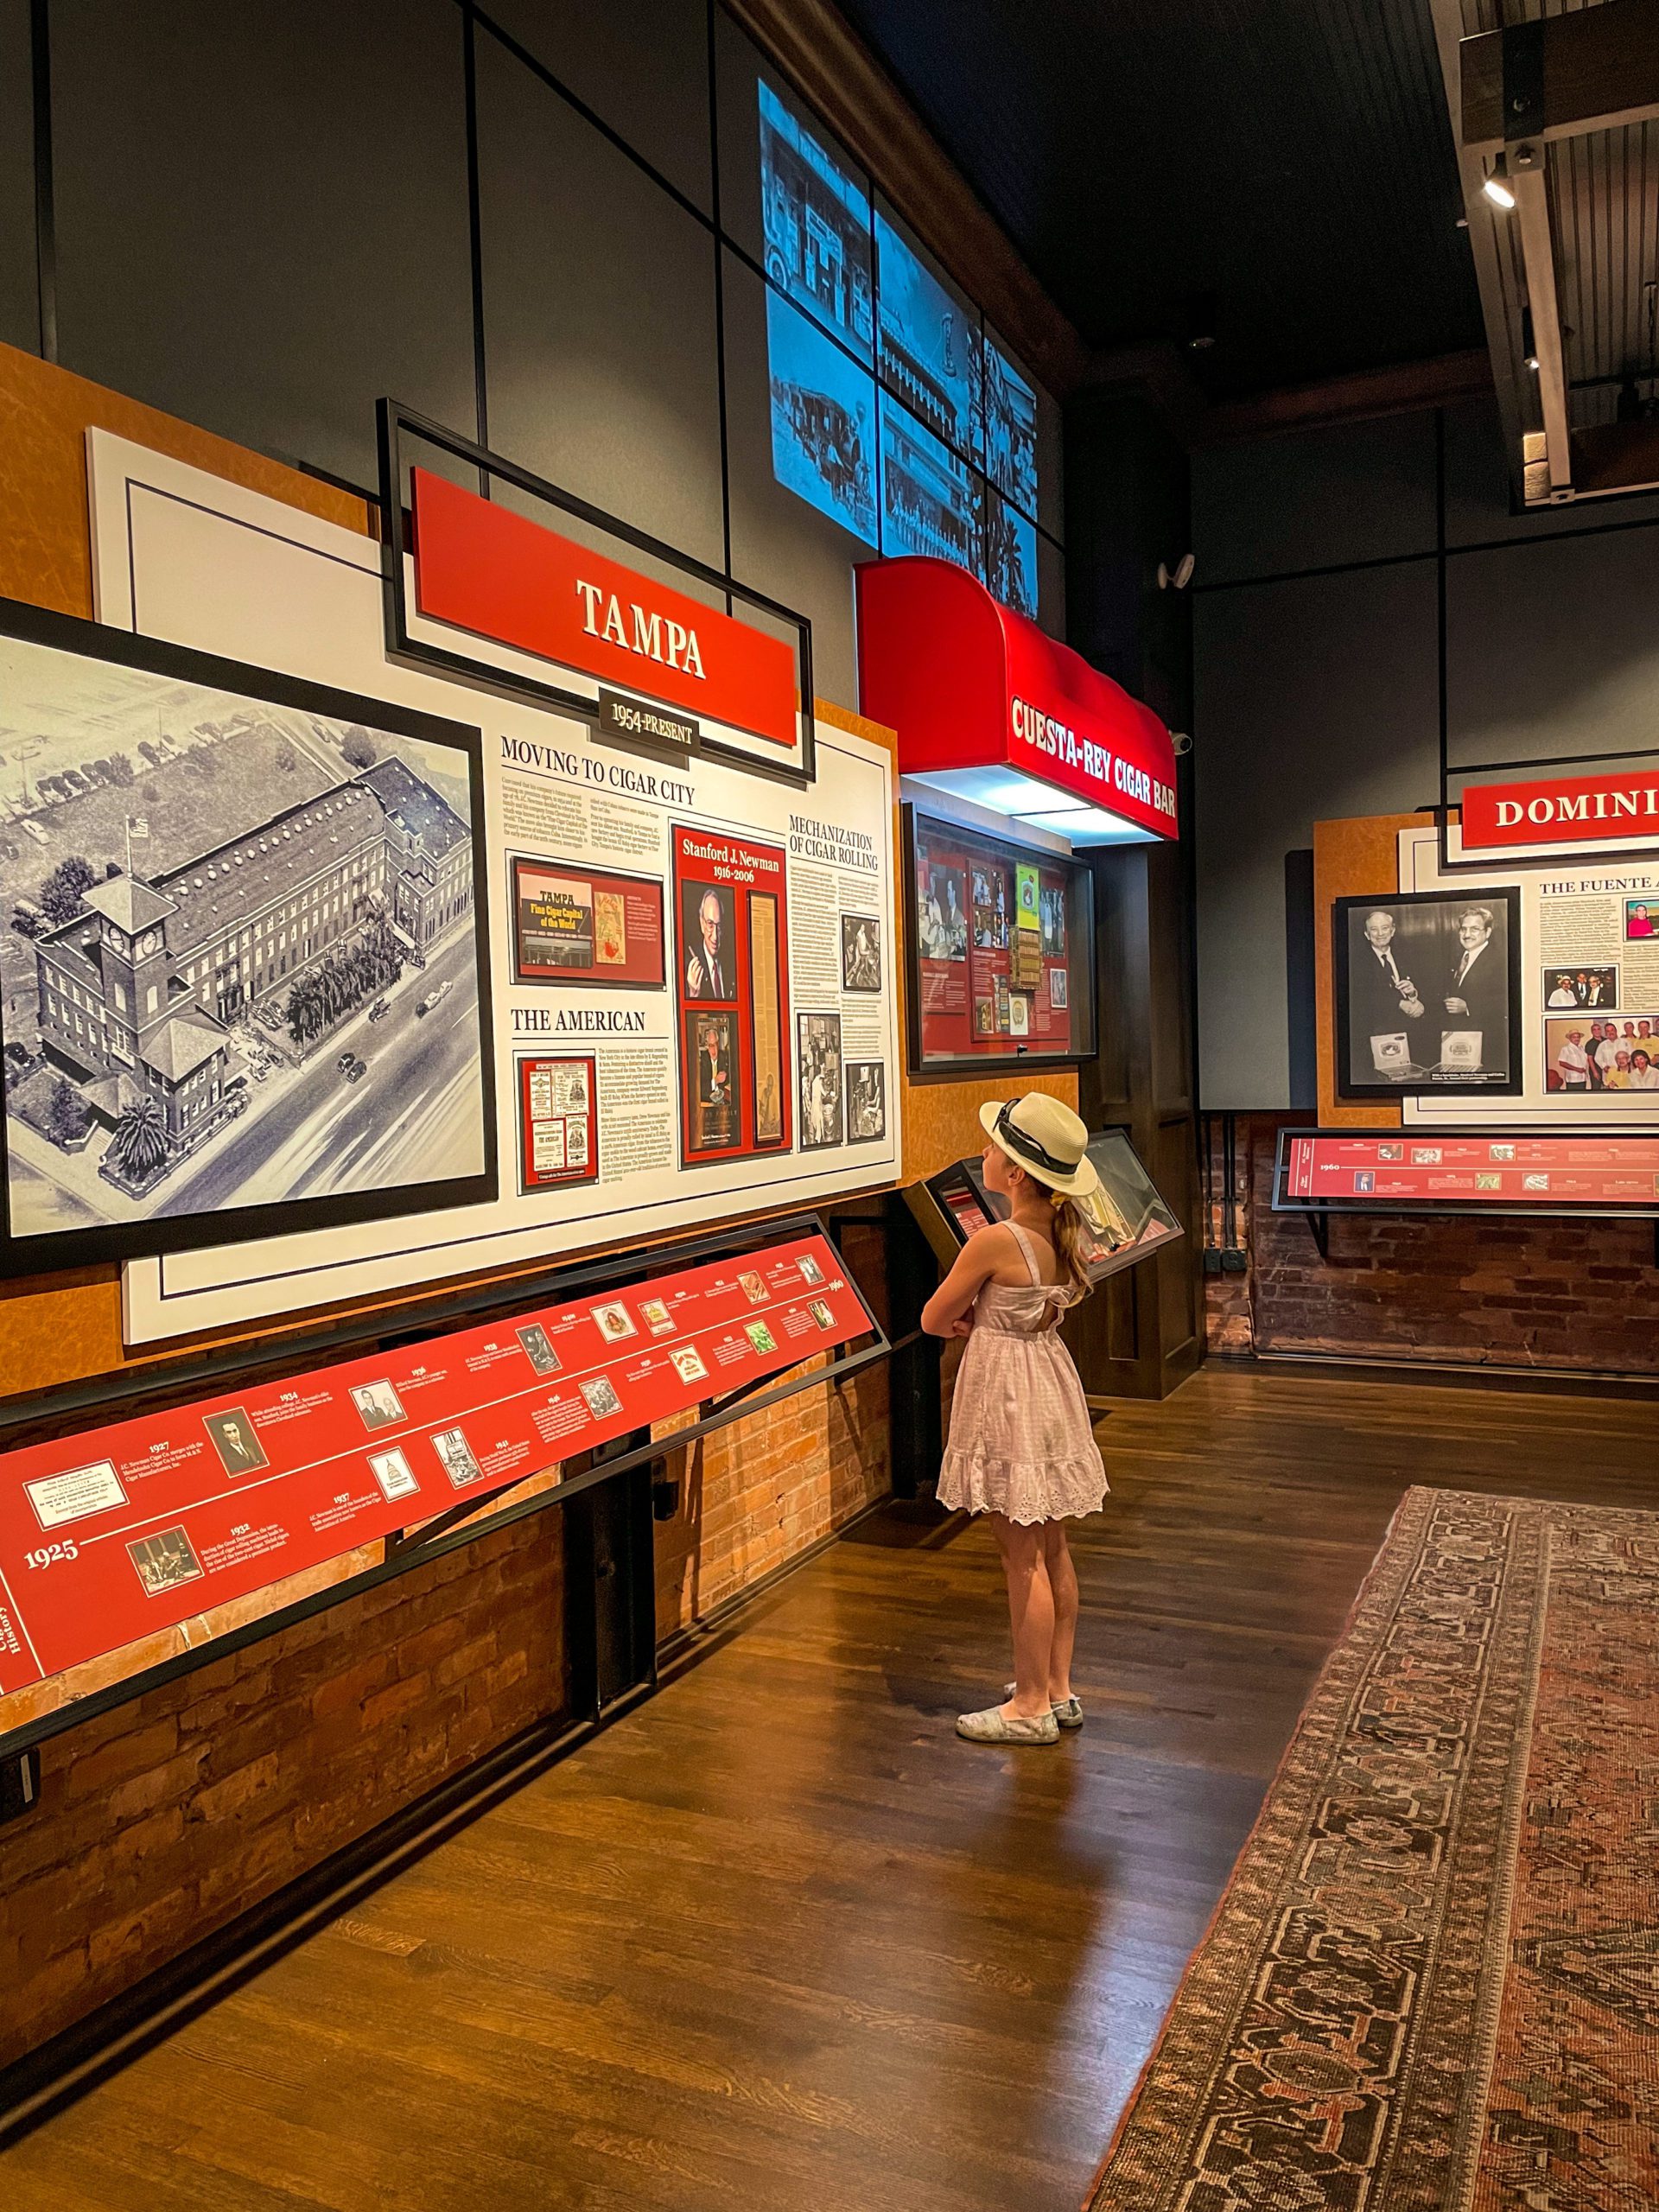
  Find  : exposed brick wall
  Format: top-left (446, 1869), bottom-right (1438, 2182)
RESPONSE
top-left (1202, 1115), bottom-right (1255, 1355)
top-left (1209, 1110), bottom-right (1659, 1377)
top-left (0, 1511), bottom-right (563, 2072)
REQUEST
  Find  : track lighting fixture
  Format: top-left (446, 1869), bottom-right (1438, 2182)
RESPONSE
top-left (1483, 155), bottom-right (1516, 211)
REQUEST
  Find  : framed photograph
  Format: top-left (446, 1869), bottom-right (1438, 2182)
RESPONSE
top-left (581, 1374), bottom-right (622, 1421)
top-left (510, 856), bottom-right (664, 988)
top-left (368, 1447), bottom-right (420, 1502)
top-left (840, 913), bottom-right (882, 993)
top-left (517, 1052), bottom-right (597, 1193)
top-left (202, 1407), bottom-right (269, 1476)
top-left (515, 1321), bottom-right (561, 1375)
top-left (431, 1426), bottom-right (485, 1489)
top-left (1334, 889), bottom-right (1522, 1097)
top-left (798, 1254), bottom-right (824, 1287)
top-left (669, 1344), bottom-right (708, 1385)
top-left (350, 1380), bottom-right (407, 1432)
top-left (1049, 965), bottom-right (1069, 1011)
top-left (808, 1298), bottom-right (836, 1331)
top-left (738, 1269), bottom-right (768, 1303)
top-left (673, 828), bottom-right (790, 1165)
top-left (745, 1318), bottom-right (778, 1356)
top-left (639, 1296), bottom-right (675, 1335)
top-left (798, 1012), bottom-right (843, 1149)
top-left (685, 1010), bottom-right (741, 1154)
top-left (128, 1526), bottom-right (204, 1597)
top-left (845, 1060), bottom-right (886, 1143)
top-left (0, 595), bottom-right (494, 1279)
top-left (679, 879), bottom-right (737, 1004)
top-left (1543, 965), bottom-right (1618, 1013)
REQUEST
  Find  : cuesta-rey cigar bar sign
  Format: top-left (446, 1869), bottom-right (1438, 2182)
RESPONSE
top-left (410, 467), bottom-right (799, 753)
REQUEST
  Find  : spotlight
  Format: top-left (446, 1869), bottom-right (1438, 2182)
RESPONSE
top-left (1483, 155), bottom-right (1516, 211)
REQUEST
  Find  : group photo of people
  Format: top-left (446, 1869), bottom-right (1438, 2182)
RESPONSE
top-left (1547, 1014), bottom-right (1659, 1090)
top-left (1543, 965), bottom-right (1618, 1010)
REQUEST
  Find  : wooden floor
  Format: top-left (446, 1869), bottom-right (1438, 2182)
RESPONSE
top-left (7, 1363), bottom-right (1658, 2212)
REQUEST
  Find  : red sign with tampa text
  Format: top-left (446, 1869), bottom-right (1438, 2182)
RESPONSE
top-left (410, 467), bottom-right (799, 752)
top-left (1462, 769), bottom-right (1659, 853)
top-left (0, 1233), bottom-right (863, 1696)
top-left (1285, 1133), bottom-right (1659, 1208)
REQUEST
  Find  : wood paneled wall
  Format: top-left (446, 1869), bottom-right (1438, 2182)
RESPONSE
top-left (1313, 812), bottom-right (1418, 1129)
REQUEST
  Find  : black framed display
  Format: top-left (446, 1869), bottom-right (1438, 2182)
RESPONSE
top-left (902, 806), bottom-right (1095, 1076)
top-left (905, 1128), bottom-right (1182, 1282)
top-left (1334, 887), bottom-right (1522, 1098)
top-left (0, 594), bottom-right (495, 1278)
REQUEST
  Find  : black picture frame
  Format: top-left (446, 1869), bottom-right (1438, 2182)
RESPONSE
top-left (0, 594), bottom-right (496, 1280)
top-left (1333, 887), bottom-right (1522, 1099)
top-left (901, 805), bottom-right (1096, 1079)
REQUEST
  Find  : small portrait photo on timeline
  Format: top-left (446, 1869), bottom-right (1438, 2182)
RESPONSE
top-left (682, 880), bottom-right (737, 1001)
top-left (515, 1323), bottom-right (561, 1376)
top-left (1523, 1173), bottom-right (1550, 1192)
top-left (203, 1407), bottom-right (269, 1477)
top-left (841, 913), bottom-right (882, 993)
top-left (738, 1270), bottom-right (768, 1305)
top-left (639, 1297), bottom-right (675, 1336)
top-left (1544, 964), bottom-right (1618, 1011)
top-left (808, 1299), bottom-right (836, 1331)
top-left (1490, 1144), bottom-right (1516, 1161)
top-left (669, 1344), bottom-right (709, 1386)
top-left (1353, 1172), bottom-right (1375, 1193)
top-left (581, 1374), bottom-right (623, 1421)
top-left (590, 1302), bottom-right (637, 1346)
top-left (369, 1448), bottom-right (420, 1503)
top-left (351, 1379), bottom-right (407, 1432)
top-left (432, 1427), bottom-right (485, 1491)
top-left (745, 1319), bottom-right (779, 1356)
top-left (798, 1254), bottom-right (825, 1287)
top-left (128, 1525), bottom-right (205, 1599)
top-left (1476, 1173), bottom-right (1503, 1191)
top-left (1377, 1143), bottom-right (1404, 1162)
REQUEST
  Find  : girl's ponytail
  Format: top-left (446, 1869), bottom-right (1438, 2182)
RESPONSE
top-left (1049, 1189), bottom-right (1092, 1291)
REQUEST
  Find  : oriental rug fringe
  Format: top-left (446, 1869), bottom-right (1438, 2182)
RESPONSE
top-left (1087, 1485), bottom-right (1659, 2212)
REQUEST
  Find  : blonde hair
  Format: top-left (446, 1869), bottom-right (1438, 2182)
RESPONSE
top-left (1048, 1188), bottom-right (1093, 1291)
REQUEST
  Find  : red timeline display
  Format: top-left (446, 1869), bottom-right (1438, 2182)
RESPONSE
top-left (1284, 1133), bottom-right (1659, 1207)
top-left (0, 1232), bottom-right (865, 1697)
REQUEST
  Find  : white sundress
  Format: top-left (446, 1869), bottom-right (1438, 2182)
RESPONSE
top-left (935, 1221), bottom-right (1109, 1524)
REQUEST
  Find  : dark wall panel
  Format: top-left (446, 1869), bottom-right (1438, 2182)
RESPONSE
top-left (1192, 412), bottom-right (1438, 587)
top-left (1446, 525), bottom-right (1659, 773)
top-left (50, 0), bottom-right (475, 490)
top-left (1194, 562), bottom-right (1440, 1109)
top-left (722, 249), bottom-right (863, 709)
top-left (477, 32), bottom-right (724, 570)
top-left (480, 0), bottom-right (712, 214)
top-left (0, 0), bottom-right (35, 354)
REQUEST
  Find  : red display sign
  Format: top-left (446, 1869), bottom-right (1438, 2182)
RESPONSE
top-left (410, 467), bottom-right (799, 752)
top-left (1284, 1133), bottom-right (1659, 1207)
top-left (510, 857), bottom-right (665, 987)
top-left (0, 1232), bottom-right (864, 1696)
top-left (857, 556), bottom-right (1179, 840)
top-left (672, 826), bottom-right (791, 1165)
top-left (1461, 770), bottom-right (1659, 855)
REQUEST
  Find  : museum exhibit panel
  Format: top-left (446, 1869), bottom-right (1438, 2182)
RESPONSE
top-left (10, 6), bottom-right (1659, 2212)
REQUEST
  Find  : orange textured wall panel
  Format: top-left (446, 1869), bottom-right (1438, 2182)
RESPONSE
top-left (1314, 813), bottom-right (1417, 1129)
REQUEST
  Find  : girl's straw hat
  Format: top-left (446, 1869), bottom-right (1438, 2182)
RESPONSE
top-left (978, 1093), bottom-right (1099, 1198)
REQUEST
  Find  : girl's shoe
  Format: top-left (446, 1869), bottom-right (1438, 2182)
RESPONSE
top-left (957, 1705), bottom-right (1059, 1745)
top-left (1004, 1684), bottom-right (1084, 1730)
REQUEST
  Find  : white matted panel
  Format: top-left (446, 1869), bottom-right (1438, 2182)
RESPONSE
top-left (86, 435), bottom-right (900, 1343)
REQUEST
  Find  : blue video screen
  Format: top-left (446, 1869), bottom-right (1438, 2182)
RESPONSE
top-left (767, 288), bottom-right (878, 547)
top-left (759, 83), bottom-right (874, 359)
top-left (880, 395), bottom-right (982, 575)
top-left (985, 490), bottom-right (1039, 619)
top-left (980, 334), bottom-right (1039, 520)
top-left (875, 213), bottom-right (977, 459)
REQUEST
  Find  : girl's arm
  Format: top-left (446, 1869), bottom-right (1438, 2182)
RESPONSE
top-left (920, 1224), bottom-right (1010, 1338)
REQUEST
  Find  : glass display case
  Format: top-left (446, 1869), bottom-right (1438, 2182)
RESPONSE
top-left (905, 1127), bottom-right (1182, 1285)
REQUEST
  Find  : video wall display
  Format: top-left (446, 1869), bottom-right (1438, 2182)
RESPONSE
top-left (1334, 889), bottom-right (1522, 1098)
top-left (756, 75), bottom-right (1051, 617)
top-left (1390, 826), bottom-right (1659, 1131)
top-left (0, 600), bottom-right (494, 1279)
top-left (905, 810), bottom-right (1094, 1071)
top-left (0, 1228), bottom-right (872, 1701)
top-left (89, 435), bottom-right (900, 1344)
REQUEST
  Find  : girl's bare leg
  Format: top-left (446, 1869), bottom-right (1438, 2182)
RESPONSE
top-left (1040, 1522), bottom-right (1078, 1702)
top-left (992, 1515), bottom-right (1054, 1719)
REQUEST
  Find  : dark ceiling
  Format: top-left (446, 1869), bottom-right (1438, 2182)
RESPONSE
top-left (835, 0), bottom-right (1485, 397)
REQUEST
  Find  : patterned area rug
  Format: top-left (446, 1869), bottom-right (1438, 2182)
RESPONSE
top-left (1087, 1486), bottom-right (1659, 2212)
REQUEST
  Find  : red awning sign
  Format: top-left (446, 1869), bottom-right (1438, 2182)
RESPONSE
top-left (856, 556), bottom-right (1178, 839)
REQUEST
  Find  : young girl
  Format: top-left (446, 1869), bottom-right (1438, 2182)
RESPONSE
top-left (921, 1093), bottom-right (1108, 1745)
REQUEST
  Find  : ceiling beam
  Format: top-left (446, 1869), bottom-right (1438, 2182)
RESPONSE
top-left (720, 0), bottom-right (1091, 396)
top-left (1507, 150), bottom-right (1573, 498)
top-left (1192, 350), bottom-right (1493, 444)
top-left (1461, 0), bottom-right (1659, 157)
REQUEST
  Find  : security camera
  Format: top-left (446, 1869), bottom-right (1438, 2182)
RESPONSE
top-left (1171, 732), bottom-right (1192, 755)
top-left (1155, 554), bottom-right (1197, 591)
